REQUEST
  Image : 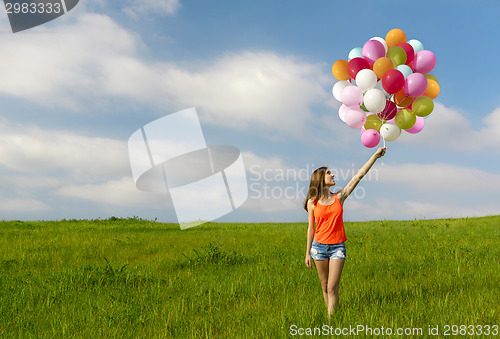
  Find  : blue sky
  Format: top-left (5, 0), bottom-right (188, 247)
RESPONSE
top-left (0, 0), bottom-right (499, 223)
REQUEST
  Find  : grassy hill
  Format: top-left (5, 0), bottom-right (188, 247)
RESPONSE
top-left (1, 216), bottom-right (499, 338)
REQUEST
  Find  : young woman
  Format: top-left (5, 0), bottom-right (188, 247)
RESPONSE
top-left (304, 147), bottom-right (387, 316)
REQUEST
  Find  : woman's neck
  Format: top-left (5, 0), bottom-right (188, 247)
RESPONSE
top-left (321, 189), bottom-right (332, 200)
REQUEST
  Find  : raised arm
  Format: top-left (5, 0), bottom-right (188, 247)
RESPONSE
top-left (338, 147), bottom-right (387, 204)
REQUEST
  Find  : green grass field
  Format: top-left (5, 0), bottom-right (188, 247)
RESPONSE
top-left (0, 216), bottom-right (499, 338)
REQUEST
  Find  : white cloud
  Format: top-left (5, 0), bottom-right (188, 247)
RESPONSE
top-left (0, 119), bottom-right (140, 213)
top-left (481, 107), bottom-right (500, 145)
top-left (0, 12), bottom-right (331, 138)
top-left (0, 174), bottom-right (60, 191)
top-left (123, 0), bottom-right (181, 18)
top-left (0, 196), bottom-right (50, 212)
top-left (399, 103), bottom-right (500, 152)
top-left (379, 163), bottom-right (500, 192)
top-left (344, 197), bottom-right (499, 221)
top-left (55, 176), bottom-right (166, 208)
top-left (0, 120), bottom-right (129, 175)
top-left (162, 52), bottom-right (330, 136)
top-left (0, 13), bottom-right (144, 109)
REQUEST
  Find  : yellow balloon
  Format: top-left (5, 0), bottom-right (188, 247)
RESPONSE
top-left (364, 115), bottom-right (383, 132)
top-left (385, 28), bottom-right (406, 48)
top-left (373, 57), bottom-right (394, 79)
top-left (425, 79), bottom-right (440, 99)
top-left (332, 60), bottom-right (350, 80)
top-left (387, 46), bottom-right (406, 66)
top-left (395, 109), bottom-right (416, 130)
top-left (413, 96), bottom-right (434, 117)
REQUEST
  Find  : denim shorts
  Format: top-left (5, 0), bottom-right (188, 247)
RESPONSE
top-left (310, 240), bottom-right (346, 260)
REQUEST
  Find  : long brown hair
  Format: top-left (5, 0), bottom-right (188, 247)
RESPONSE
top-left (304, 166), bottom-right (328, 211)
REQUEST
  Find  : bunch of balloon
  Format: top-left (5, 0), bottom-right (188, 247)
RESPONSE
top-left (331, 28), bottom-right (439, 148)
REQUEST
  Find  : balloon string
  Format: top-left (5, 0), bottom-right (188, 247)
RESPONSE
top-left (382, 138), bottom-right (386, 166)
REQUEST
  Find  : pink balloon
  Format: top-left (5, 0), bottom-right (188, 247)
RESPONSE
top-left (344, 108), bottom-right (366, 129)
top-left (404, 73), bottom-right (428, 97)
top-left (411, 50), bottom-right (436, 74)
top-left (361, 129), bottom-right (381, 148)
top-left (338, 104), bottom-right (349, 122)
top-left (405, 115), bottom-right (425, 134)
top-left (362, 40), bottom-right (386, 65)
top-left (341, 85), bottom-right (363, 107)
top-left (378, 100), bottom-right (397, 121)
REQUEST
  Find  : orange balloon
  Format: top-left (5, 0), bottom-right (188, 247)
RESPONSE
top-left (394, 89), bottom-right (414, 107)
top-left (373, 57), bottom-right (394, 79)
top-left (385, 28), bottom-right (406, 48)
top-left (332, 59), bottom-right (350, 80)
top-left (425, 79), bottom-right (440, 99)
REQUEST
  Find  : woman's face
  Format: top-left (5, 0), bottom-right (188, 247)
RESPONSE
top-left (324, 169), bottom-right (335, 187)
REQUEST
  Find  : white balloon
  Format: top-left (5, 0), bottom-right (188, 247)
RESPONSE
top-left (395, 64), bottom-right (413, 79)
top-left (355, 69), bottom-right (377, 91)
top-left (370, 36), bottom-right (388, 54)
top-left (408, 39), bottom-right (424, 54)
top-left (380, 123), bottom-right (401, 141)
top-left (332, 81), bottom-right (351, 102)
top-left (363, 88), bottom-right (386, 113)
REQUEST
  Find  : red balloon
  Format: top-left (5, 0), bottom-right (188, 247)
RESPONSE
top-left (397, 42), bottom-right (415, 65)
top-left (377, 100), bottom-right (397, 120)
top-left (347, 57), bottom-right (370, 79)
top-left (381, 69), bottom-right (404, 94)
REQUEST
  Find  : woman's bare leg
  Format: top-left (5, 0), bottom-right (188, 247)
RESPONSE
top-left (314, 259), bottom-right (330, 308)
top-left (327, 259), bottom-right (345, 315)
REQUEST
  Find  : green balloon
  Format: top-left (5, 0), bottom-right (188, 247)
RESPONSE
top-left (364, 114), bottom-right (383, 132)
top-left (387, 46), bottom-right (407, 66)
top-left (412, 96), bottom-right (434, 117)
top-left (395, 109), bottom-right (416, 130)
top-left (425, 74), bottom-right (439, 84)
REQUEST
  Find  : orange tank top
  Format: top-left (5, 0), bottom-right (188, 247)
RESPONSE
top-left (313, 194), bottom-right (346, 244)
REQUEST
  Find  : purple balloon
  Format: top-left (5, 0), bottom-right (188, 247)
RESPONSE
top-left (341, 85), bottom-right (363, 107)
top-left (361, 129), bottom-right (381, 148)
top-left (405, 116), bottom-right (425, 134)
top-left (404, 73), bottom-right (428, 97)
top-left (362, 40), bottom-right (386, 65)
top-left (411, 50), bottom-right (436, 74)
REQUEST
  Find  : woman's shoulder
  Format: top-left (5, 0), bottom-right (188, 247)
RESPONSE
top-left (307, 197), bottom-right (316, 209)
top-left (335, 189), bottom-right (345, 202)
